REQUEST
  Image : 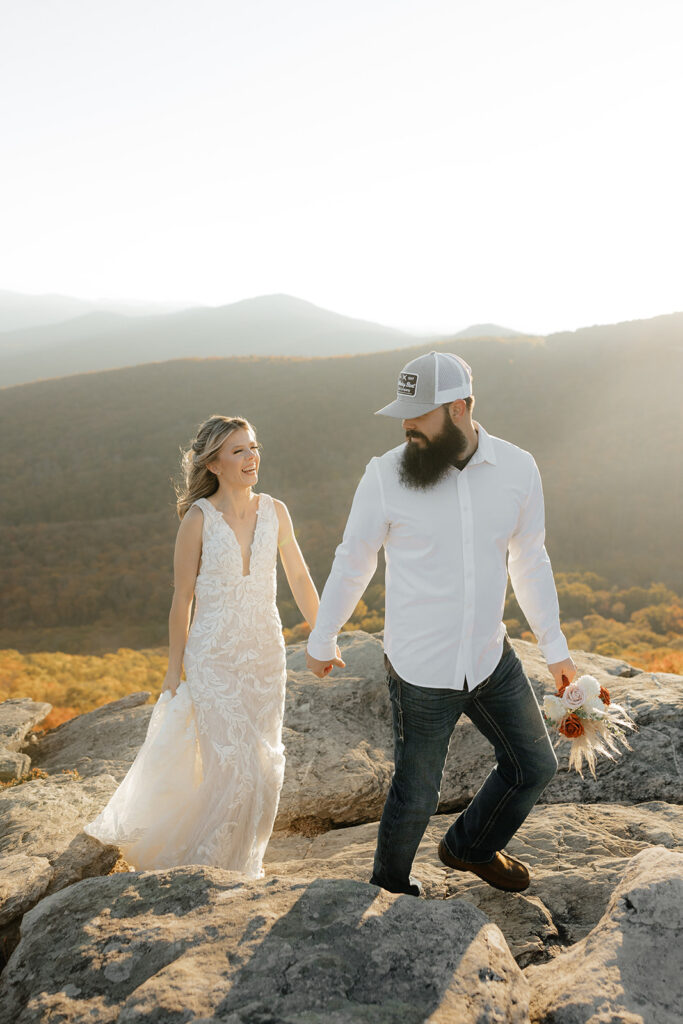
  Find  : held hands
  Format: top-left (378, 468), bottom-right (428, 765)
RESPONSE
top-left (547, 657), bottom-right (577, 692)
top-left (306, 645), bottom-right (345, 678)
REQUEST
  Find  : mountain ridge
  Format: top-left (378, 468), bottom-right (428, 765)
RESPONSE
top-left (0, 290), bottom-right (532, 388)
top-left (0, 292), bottom-right (416, 386)
top-left (0, 288), bottom-right (192, 334)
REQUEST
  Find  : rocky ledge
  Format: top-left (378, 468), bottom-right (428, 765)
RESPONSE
top-left (0, 632), bottom-right (681, 1022)
top-left (0, 698), bottom-right (52, 783)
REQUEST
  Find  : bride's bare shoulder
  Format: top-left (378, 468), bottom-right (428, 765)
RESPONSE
top-left (177, 503), bottom-right (205, 536)
top-left (270, 497), bottom-right (290, 520)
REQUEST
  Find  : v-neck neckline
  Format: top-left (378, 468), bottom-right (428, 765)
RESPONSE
top-left (205, 494), bottom-right (262, 577)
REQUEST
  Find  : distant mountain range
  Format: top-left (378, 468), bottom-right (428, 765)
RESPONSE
top-left (0, 289), bottom-right (190, 334)
top-left (0, 289), bottom-right (521, 387)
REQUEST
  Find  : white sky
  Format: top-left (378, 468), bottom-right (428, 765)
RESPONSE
top-left (1, 0), bottom-right (681, 334)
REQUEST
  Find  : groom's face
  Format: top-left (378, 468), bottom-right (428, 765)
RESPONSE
top-left (399, 405), bottom-right (468, 489)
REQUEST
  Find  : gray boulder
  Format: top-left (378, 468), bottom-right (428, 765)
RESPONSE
top-left (279, 632), bottom-right (395, 829)
top-left (0, 698), bottom-right (53, 750)
top-left (0, 774), bottom-right (119, 898)
top-left (0, 868), bottom-right (529, 1024)
top-left (266, 800), bottom-right (683, 967)
top-left (0, 749), bottom-right (31, 784)
top-left (0, 772), bottom-right (119, 964)
top-left (28, 691), bottom-right (152, 780)
top-left (0, 854), bottom-right (52, 927)
top-left (526, 846), bottom-right (683, 1023)
top-left (0, 698), bottom-right (52, 781)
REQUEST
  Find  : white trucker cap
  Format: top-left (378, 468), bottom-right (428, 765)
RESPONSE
top-left (375, 351), bottom-right (473, 418)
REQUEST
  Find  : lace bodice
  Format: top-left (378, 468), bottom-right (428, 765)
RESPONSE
top-left (193, 493), bottom-right (279, 599)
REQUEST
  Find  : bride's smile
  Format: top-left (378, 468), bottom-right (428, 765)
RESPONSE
top-left (208, 427), bottom-right (262, 491)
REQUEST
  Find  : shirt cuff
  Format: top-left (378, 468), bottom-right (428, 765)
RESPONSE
top-left (307, 631), bottom-right (338, 662)
top-left (540, 634), bottom-right (570, 665)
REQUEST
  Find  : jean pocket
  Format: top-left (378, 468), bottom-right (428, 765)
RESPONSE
top-left (473, 672), bottom-right (495, 696)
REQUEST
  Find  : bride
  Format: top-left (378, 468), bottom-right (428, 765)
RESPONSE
top-left (84, 414), bottom-right (338, 876)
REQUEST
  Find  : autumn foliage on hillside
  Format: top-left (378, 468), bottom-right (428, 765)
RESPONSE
top-left (1, 573), bottom-right (680, 733)
top-left (0, 648), bottom-right (166, 731)
top-left (519, 573), bottom-right (683, 674)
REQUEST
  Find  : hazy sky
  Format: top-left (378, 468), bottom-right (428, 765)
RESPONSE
top-left (2, 0), bottom-right (681, 334)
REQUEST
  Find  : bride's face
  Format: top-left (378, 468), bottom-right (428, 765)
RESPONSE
top-left (210, 427), bottom-right (261, 488)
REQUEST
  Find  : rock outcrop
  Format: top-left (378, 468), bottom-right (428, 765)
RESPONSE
top-left (0, 698), bottom-right (52, 782)
top-left (266, 800), bottom-right (683, 967)
top-left (0, 774), bottom-right (119, 896)
top-left (0, 774), bottom-right (120, 962)
top-left (0, 855), bottom-right (52, 928)
top-left (1, 632), bottom-right (681, 1021)
top-left (526, 847), bottom-right (683, 1023)
top-left (0, 869), bottom-right (529, 1023)
top-left (27, 691), bottom-right (152, 780)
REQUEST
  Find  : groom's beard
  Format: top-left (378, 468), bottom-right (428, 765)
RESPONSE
top-left (399, 415), bottom-right (469, 490)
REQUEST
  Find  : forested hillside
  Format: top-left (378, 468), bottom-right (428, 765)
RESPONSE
top-left (1, 312), bottom-right (681, 655)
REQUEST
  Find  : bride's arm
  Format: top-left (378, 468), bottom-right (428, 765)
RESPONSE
top-left (162, 506), bottom-right (203, 696)
top-left (273, 499), bottom-right (320, 630)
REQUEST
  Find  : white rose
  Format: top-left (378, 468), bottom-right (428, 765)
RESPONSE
top-left (543, 695), bottom-right (566, 722)
top-left (562, 681), bottom-right (587, 711)
top-left (577, 675), bottom-right (601, 700)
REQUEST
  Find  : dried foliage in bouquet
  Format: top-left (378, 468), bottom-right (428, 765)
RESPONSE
top-left (542, 674), bottom-right (637, 777)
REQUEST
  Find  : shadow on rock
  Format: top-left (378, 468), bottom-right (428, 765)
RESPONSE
top-left (0, 870), bottom-right (528, 1023)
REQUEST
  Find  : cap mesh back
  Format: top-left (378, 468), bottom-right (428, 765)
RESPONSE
top-left (436, 354), bottom-right (467, 392)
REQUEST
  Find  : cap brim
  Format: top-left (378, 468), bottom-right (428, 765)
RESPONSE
top-left (374, 398), bottom-right (443, 418)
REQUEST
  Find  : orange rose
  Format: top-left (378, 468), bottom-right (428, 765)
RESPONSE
top-left (557, 673), bottom-right (571, 697)
top-left (599, 686), bottom-right (611, 706)
top-left (559, 713), bottom-right (584, 739)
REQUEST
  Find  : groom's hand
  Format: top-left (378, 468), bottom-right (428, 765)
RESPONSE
top-left (547, 657), bottom-right (577, 692)
top-left (306, 646), bottom-right (345, 678)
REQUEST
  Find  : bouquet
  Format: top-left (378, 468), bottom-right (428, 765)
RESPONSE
top-left (542, 674), bottom-right (637, 777)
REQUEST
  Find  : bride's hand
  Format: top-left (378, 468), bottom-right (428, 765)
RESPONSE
top-left (161, 672), bottom-right (180, 698)
top-left (305, 645), bottom-right (346, 679)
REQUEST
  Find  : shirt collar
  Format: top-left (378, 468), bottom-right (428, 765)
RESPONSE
top-left (469, 423), bottom-right (497, 466)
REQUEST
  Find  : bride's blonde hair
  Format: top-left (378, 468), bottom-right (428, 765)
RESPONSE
top-left (176, 414), bottom-right (255, 519)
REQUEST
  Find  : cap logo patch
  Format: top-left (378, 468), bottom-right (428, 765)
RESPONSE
top-left (397, 372), bottom-right (418, 396)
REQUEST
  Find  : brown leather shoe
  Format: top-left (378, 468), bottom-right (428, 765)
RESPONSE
top-left (438, 838), bottom-right (530, 892)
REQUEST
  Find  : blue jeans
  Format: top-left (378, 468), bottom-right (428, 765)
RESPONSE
top-left (371, 643), bottom-right (557, 893)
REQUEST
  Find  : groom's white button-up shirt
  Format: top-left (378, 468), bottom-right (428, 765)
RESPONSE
top-left (307, 424), bottom-right (569, 691)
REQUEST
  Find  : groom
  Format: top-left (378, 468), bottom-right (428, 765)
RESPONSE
top-left (306, 350), bottom-right (576, 896)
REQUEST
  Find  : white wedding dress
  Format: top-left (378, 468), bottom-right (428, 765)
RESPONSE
top-left (84, 493), bottom-right (287, 877)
